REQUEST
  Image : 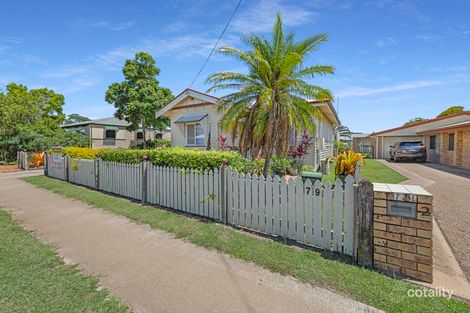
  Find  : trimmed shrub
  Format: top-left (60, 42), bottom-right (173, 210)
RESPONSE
top-left (59, 146), bottom-right (295, 176)
top-left (271, 157), bottom-right (294, 175)
top-left (98, 147), bottom-right (251, 171)
top-left (63, 147), bottom-right (104, 159)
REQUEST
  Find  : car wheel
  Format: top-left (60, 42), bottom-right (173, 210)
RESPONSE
top-left (420, 158), bottom-right (426, 163)
top-left (394, 158), bottom-right (400, 163)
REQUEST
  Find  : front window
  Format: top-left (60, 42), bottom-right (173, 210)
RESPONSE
top-left (187, 123), bottom-right (205, 146)
top-left (429, 135), bottom-right (436, 149)
top-left (448, 133), bottom-right (455, 151)
top-left (105, 130), bottom-right (116, 139)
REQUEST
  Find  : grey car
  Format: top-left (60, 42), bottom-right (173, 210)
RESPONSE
top-left (390, 141), bottom-right (427, 163)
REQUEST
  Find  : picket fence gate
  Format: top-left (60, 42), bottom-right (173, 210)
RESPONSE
top-left (45, 155), bottom-right (358, 257)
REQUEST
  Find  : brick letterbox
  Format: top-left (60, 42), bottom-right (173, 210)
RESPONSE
top-left (372, 183), bottom-right (433, 283)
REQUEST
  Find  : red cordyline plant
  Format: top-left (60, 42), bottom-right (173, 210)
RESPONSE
top-left (289, 133), bottom-right (313, 159)
top-left (218, 135), bottom-right (228, 151)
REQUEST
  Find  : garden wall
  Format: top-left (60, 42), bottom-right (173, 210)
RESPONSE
top-left (373, 183), bottom-right (433, 283)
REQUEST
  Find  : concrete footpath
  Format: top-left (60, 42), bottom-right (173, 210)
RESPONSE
top-left (0, 172), bottom-right (381, 313)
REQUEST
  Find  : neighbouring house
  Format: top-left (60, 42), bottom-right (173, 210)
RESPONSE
top-left (61, 117), bottom-right (165, 149)
top-left (352, 133), bottom-right (374, 157)
top-left (360, 112), bottom-right (470, 170)
top-left (156, 88), bottom-right (340, 169)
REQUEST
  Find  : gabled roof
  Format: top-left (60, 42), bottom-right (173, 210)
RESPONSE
top-left (371, 112), bottom-right (470, 136)
top-left (156, 88), bottom-right (341, 126)
top-left (417, 120), bottom-right (470, 134)
top-left (156, 88), bottom-right (219, 118)
top-left (61, 117), bottom-right (130, 128)
top-left (308, 100), bottom-right (340, 126)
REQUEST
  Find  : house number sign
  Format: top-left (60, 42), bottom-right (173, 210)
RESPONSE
top-left (305, 187), bottom-right (321, 196)
top-left (388, 201), bottom-right (417, 219)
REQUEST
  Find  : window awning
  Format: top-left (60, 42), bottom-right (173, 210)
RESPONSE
top-left (104, 125), bottom-right (119, 131)
top-left (67, 126), bottom-right (85, 132)
top-left (174, 114), bottom-right (207, 124)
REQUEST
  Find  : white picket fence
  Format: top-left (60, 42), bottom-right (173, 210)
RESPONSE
top-left (68, 158), bottom-right (96, 188)
top-left (146, 165), bottom-right (222, 220)
top-left (226, 169), bottom-right (355, 255)
top-left (99, 160), bottom-right (143, 200)
top-left (45, 156), bottom-right (357, 257)
top-left (46, 154), bottom-right (66, 180)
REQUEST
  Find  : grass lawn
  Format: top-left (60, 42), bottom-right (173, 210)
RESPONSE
top-left (22, 175), bottom-right (470, 313)
top-left (323, 159), bottom-right (408, 184)
top-left (0, 209), bottom-right (128, 313)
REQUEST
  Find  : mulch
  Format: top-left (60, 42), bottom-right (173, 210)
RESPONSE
top-left (0, 165), bottom-right (21, 173)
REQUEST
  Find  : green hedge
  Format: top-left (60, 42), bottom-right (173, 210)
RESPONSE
top-left (60, 147), bottom-right (294, 175)
top-left (98, 147), bottom-right (251, 172)
top-left (62, 147), bottom-right (105, 159)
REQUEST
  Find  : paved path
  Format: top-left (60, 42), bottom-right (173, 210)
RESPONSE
top-left (378, 160), bottom-right (470, 282)
top-left (0, 172), bottom-right (380, 313)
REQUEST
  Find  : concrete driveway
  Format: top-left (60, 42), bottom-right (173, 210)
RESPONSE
top-left (378, 160), bottom-right (470, 282)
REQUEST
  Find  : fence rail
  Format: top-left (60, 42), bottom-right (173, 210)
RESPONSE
top-left (44, 153), bottom-right (357, 257)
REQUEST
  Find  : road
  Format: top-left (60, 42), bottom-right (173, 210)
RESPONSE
top-left (0, 171), bottom-right (380, 313)
top-left (378, 160), bottom-right (470, 282)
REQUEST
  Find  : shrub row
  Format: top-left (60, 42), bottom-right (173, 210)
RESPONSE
top-left (61, 147), bottom-right (294, 175)
top-left (98, 147), bottom-right (250, 172)
top-left (62, 147), bottom-right (104, 159)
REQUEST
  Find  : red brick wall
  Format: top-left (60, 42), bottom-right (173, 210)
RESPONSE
top-left (373, 187), bottom-right (433, 283)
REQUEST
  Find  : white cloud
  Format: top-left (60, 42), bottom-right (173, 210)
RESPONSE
top-left (337, 80), bottom-right (442, 98)
top-left (231, 0), bottom-right (316, 33)
top-left (375, 37), bottom-right (397, 48)
top-left (72, 19), bottom-right (134, 31)
top-left (0, 36), bottom-right (24, 44)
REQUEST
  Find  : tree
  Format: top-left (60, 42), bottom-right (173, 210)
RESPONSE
top-left (0, 129), bottom-right (89, 161)
top-left (0, 83), bottom-right (65, 139)
top-left (105, 52), bottom-right (173, 148)
top-left (437, 106), bottom-right (464, 118)
top-left (64, 113), bottom-right (91, 125)
top-left (404, 117), bottom-right (428, 126)
top-left (206, 13), bottom-right (334, 176)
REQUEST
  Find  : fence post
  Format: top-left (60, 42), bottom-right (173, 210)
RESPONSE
top-left (24, 152), bottom-right (29, 171)
top-left (65, 155), bottom-right (70, 182)
top-left (354, 179), bottom-right (374, 267)
top-left (219, 159), bottom-right (228, 224)
top-left (142, 155), bottom-right (149, 204)
top-left (44, 152), bottom-right (48, 176)
top-left (94, 157), bottom-right (100, 190)
top-left (354, 164), bottom-right (362, 183)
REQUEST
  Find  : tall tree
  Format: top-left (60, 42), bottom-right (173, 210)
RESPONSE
top-left (437, 106), bottom-right (464, 118)
top-left (105, 52), bottom-right (173, 148)
top-left (0, 83), bottom-right (65, 139)
top-left (206, 13), bottom-right (334, 176)
top-left (64, 113), bottom-right (91, 125)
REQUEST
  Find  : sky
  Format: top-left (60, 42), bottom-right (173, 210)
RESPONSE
top-left (1, 0), bottom-right (469, 133)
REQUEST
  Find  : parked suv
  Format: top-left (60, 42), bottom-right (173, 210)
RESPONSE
top-left (390, 141), bottom-right (427, 163)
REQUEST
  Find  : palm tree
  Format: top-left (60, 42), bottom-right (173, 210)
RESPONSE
top-left (206, 13), bottom-right (334, 176)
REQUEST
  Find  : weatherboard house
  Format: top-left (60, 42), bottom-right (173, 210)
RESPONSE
top-left (155, 88), bottom-right (340, 170)
top-left (62, 117), bottom-right (164, 149)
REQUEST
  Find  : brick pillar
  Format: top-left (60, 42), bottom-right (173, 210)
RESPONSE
top-left (373, 184), bottom-right (433, 283)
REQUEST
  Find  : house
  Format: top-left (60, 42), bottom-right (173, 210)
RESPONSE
top-left (62, 117), bottom-right (160, 149)
top-left (156, 88), bottom-right (340, 169)
top-left (352, 133), bottom-right (374, 157)
top-left (361, 112), bottom-right (470, 170)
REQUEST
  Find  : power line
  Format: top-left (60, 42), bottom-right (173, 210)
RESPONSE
top-left (189, 0), bottom-right (242, 89)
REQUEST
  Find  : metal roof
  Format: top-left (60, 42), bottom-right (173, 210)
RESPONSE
top-left (61, 117), bottom-right (130, 128)
top-left (174, 114), bottom-right (208, 123)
